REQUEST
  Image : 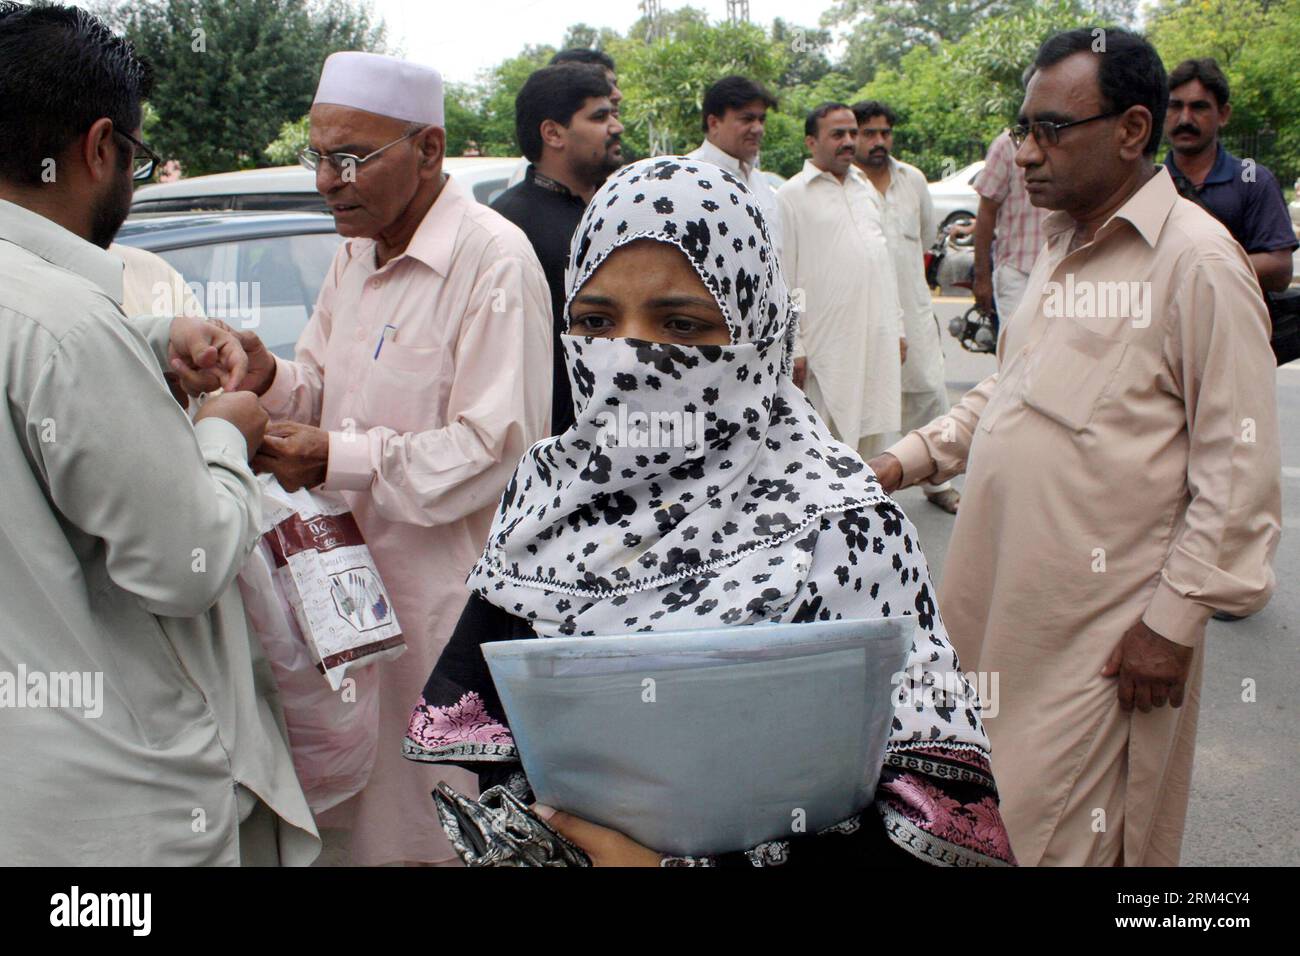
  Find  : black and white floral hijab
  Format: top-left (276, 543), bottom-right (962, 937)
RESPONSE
top-left (465, 156), bottom-right (992, 757)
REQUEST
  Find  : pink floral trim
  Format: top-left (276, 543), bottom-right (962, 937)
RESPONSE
top-left (881, 772), bottom-right (1015, 864)
top-left (407, 692), bottom-right (514, 751)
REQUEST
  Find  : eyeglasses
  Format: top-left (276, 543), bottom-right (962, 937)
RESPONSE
top-left (298, 126), bottom-right (428, 175)
top-left (1008, 111), bottom-right (1123, 148)
top-left (113, 128), bottom-right (161, 182)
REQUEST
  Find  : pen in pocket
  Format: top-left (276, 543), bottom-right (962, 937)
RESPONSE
top-left (374, 323), bottom-right (398, 359)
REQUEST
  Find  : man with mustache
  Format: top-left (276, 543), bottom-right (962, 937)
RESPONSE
top-left (204, 51), bottom-right (553, 866)
top-left (869, 28), bottom-right (1280, 865)
top-left (492, 63), bottom-right (623, 434)
top-left (687, 75), bottom-right (783, 250)
top-left (0, 2), bottom-right (317, 864)
top-left (1164, 57), bottom-right (1295, 293)
top-left (851, 100), bottom-right (960, 514)
top-left (777, 102), bottom-right (906, 457)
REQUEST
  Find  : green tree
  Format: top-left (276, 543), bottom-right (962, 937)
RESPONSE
top-left (1148, 0), bottom-right (1300, 181)
top-left (474, 44), bottom-right (557, 156)
top-left (608, 16), bottom-right (787, 158)
top-left (771, 17), bottom-right (833, 88)
top-left (855, 0), bottom-right (1098, 178)
top-left (98, 0), bottom-right (384, 175)
top-left (823, 0), bottom-right (1041, 85)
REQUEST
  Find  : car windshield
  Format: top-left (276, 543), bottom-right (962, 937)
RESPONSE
top-left (157, 232), bottom-right (342, 357)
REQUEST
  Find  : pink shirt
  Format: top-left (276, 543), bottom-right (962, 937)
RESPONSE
top-left (261, 173), bottom-right (553, 864)
top-left (976, 130), bottom-right (1049, 274)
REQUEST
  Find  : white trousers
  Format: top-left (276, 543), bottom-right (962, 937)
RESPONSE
top-left (993, 263), bottom-right (1032, 326)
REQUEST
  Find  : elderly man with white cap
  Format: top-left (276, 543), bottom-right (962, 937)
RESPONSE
top-left (208, 52), bottom-right (553, 865)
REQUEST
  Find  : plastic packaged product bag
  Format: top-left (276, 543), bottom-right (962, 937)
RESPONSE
top-left (236, 475), bottom-right (404, 813)
top-left (257, 476), bottom-right (405, 690)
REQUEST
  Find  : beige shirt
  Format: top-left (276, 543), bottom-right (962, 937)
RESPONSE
top-left (261, 173), bottom-right (553, 865)
top-left (866, 157), bottom-right (945, 394)
top-left (0, 199), bottom-right (318, 865)
top-left (777, 160), bottom-right (905, 440)
top-left (886, 168), bottom-right (1281, 863)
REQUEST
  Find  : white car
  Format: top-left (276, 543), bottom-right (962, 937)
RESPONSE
top-left (130, 156), bottom-right (524, 215)
top-left (928, 160), bottom-right (984, 231)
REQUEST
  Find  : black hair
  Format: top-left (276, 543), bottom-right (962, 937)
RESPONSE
top-left (1032, 27), bottom-right (1167, 156)
top-left (515, 63), bottom-right (613, 163)
top-left (701, 75), bottom-right (778, 133)
top-left (550, 47), bottom-right (616, 73)
top-left (0, 1), bottom-right (153, 186)
top-left (1168, 57), bottom-right (1230, 107)
top-left (804, 101), bottom-right (853, 138)
top-left (850, 100), bottom-right (897, 128)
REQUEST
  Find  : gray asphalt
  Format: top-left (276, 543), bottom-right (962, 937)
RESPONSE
top-left (899, 298), bottom-right (1299, 867)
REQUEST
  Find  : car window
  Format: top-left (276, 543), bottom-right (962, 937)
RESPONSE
top-left (131, 196), bottom-right (236, 213)
top-left (473, 176), bottom-right (510, 206)
top-left (236, 193), bottom-right (329, 213)
top-left (156, 232), bottom-right (342, 357)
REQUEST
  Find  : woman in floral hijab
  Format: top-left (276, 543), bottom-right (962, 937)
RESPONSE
top-left (405, 156), bottom-right (1014, 867)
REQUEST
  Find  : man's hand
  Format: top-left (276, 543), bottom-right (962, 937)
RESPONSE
top-left (167, 316), bottom-right (249, 395)
top-left (792, 356), bottom-right (808, 390)
top-left (533, 805), bottom-right (662, 867)
top-left (867, 452), bottom-right (904, 493)
top-left (900, 337), bottom-right (908, 364)
top-left (251, 420), bottom-right (329, 491)
top-left (193, 391), bottom-right (269, 457)
top-left (209, 320), bottom-right (278, 396)
top-left (1101, 620), bottom-right (1194, 713)
top-left (972, 272), bottom-right (995, 316)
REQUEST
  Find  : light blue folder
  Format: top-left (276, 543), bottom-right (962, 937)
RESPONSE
top-left (482, 617), bottom-right (914, 857)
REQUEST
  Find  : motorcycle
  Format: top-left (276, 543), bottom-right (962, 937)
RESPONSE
top-left (926, 217), bottom-right (999, 354)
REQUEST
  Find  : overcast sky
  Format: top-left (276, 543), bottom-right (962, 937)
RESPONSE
top-left (373, 0), bottom-right (840, 84)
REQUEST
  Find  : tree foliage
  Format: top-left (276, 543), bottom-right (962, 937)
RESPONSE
top-left (1148, 0), bottom-right (1300, 180)
top-left (99, 0), bottom-right (1295, 188)
top-left (98, 0), bottom-right (385, 175)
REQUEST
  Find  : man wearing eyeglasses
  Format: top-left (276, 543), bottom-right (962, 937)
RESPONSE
top-left (0, 2), bottom-right (319, 865)
top-left (869, 27), bottom-right (1280, 866)
top-left (972, 121), bottom-right (1049, 327)
top-left (198, 51), bottom-right (553, 867)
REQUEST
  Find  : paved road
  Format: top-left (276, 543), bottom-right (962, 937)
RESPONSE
top-left (900, 297), bottom-right (1299, 866)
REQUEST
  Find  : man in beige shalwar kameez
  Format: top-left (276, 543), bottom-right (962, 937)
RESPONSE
top-left (870, 29), bottom-right (1280, 866)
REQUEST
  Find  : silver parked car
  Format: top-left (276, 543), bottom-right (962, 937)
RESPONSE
top-left (130, 156), bottom-right (524, 216)
top-left (927, 160), bottom-right (984, 231)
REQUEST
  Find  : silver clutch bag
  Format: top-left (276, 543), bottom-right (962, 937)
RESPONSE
top-left (432, 782), bottom-right (592, 867)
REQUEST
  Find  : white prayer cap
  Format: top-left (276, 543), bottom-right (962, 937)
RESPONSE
top-left (313, 51), bottom-right (444, 127)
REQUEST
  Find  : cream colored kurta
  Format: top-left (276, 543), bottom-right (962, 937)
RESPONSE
top-left (865, 157), bottom-right (945, 395)
top-left (887, 168), bottom-right (1281, 866)
top-left (261, 174), bottom-right (553, 865)
top-left (777, 160), bottom-right (905, 443)
top-left (0, 199), bottom-right (319, 865)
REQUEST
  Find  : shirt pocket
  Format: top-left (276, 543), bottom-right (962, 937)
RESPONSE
top-left (1021, 317), bottom-right (1128, 432)
top-left (360, 339), bottom-right (449, 434)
